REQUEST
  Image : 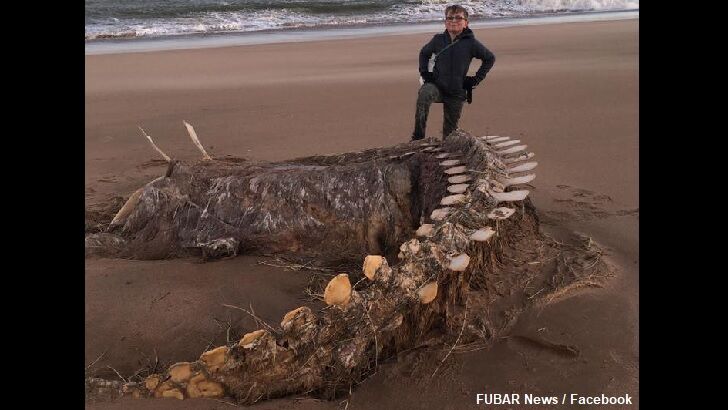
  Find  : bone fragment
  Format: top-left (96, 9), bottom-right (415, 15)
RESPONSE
top-left (444, 165), bottom-right (467, 174)
top-left (415, 224), bottom-right (434, 237)
top-left (440, 194), bottom-right (466, 206)
top-left (435, 153), bottom-right (452, 159)
top-left (110, 188), bottom-right (143, 226)
top-left (440, 159), bottom-right (462, 166)
top-left (508, 162), bottom-right (538, 173)
top-left (491, 190), bottom-right (530, 202)
top-left (139, 126), bottom-right (171, 162)
top-left (487, 207), bottom-right (516, 220)
top-left (448, 253), bottom-right (470, 271)
top-left (200, 346), bottom-right (228, 373)
top-left (486, 136), bottom-right (510, 143)
top-left (497, 145), bottom-right (528, 155)
top-left (162, 388), bottom-right (184, 400)
top-left (430, 207), bottom-right (452, 220)
top-left (447, 184), bottom-right (469, 194)
top-left (417, 282), bottom-right (439, 304)
top-left (168, 362), bottom-right (192, 383)
top-left (363, 255), bottom-right (382, 280)
top-left (504, 152), bottom-right (535, 164)
top-left (470, 227), bottom-right (496, 242)
top-left (183, 121), bottom-right (213, 161)
top-left (324, 274), bottom-right (352, 306)
top-left (187, 374), bottom-right (224, 399)
top-left (238, 330), bottom-right (268, 349)
top-left (500, 174), bottom-right (536, 187)
top-left (494, 139), bottom-right (521, 148)
top-left (448, 175), bottom-right (472, 184)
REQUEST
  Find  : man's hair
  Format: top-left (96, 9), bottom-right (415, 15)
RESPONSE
top-left (445, 4), bottom-right (469, 19)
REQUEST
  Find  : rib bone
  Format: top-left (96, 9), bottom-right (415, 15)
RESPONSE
top-left (500, 174), bottom-right (536, 187)
top-left (183, 121), bottom-right (213, 161)
top-left (497, 145), bottom-right (528, 155)
top-left (447, 184), bottom-right (469, 194)
top-left (508, 161), bottom-right (538, 173)
top-left (490, 190), bottom-right (530, 202)
top-left (444, 166), bottom-right (467, 174)
top-left (440, 194), bottom-right (466, 206)
top-left (470, 227), bottom-right (496, 242)
top-left (448, 175), bottom-right (472, 184)
top-left (139, 126), bottom-right (171, 162)
top-left (494, 139), bottom-right (521, 148)
top-left (440, 159), bottom-right (462, 166)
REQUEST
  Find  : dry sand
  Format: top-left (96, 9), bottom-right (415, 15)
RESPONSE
top-left (85, 18), bottom-right (638, 409)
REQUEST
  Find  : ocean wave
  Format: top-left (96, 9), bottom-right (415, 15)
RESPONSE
top-left (85, 0), bottom-right (639, 40)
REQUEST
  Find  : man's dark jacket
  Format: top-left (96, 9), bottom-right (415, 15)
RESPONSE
top-left (419, 27), bottom-right (495, 99)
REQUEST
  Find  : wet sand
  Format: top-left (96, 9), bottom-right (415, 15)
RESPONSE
top-left (85, 18), bottom-right (638, 409)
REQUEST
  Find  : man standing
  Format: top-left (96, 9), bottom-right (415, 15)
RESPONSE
top-left (411, 5), bottom-right (495, 141)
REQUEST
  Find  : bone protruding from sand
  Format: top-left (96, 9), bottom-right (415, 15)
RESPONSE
top-left (183, 121), bottom-right (213, 161)
top-left (139, 126), bottom-right (171, 162)
top-left (110, 188), bottom-right (144, 226)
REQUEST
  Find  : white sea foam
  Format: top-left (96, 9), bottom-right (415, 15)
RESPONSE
top-left (85, 0), bottom-right (639, 40)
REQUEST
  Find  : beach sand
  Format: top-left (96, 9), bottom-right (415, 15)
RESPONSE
top-left (85, 18), bottom-right (638, 409)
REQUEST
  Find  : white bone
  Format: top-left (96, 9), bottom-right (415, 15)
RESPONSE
top-left (470, 227), bottom-right (496, 242)
top-left (416, 224), bottom-right (434, 237)
top-left (139, 126), bottom-right (171, 162)
top-left (484, 135), bottom-right (509, 142)
top-left (448, 254), bottom-right (470, 271)
top-left (448, 175), bottom-right (472, 184)
top-left (487, 207), bottom-right (516, 220)
top-left (444, 165), bottom-right (467, 174)
top-left (183, 121), bottom-right (213, 161)
top-left (508, 162), bottom-right (538, 173)
top-left (487, 136), bottom-right (510, 143)
top-left (504, 152), bottom-right (535, 164)
top-left (500, 174), bottom-right (536, 187)
top-left (430, 207), bottom-right (452, 220)
top-left (440, 159), bottom-right (462, 166)
top-left (497, 145), bottom-right (528, 155)
top-left (490, 190), bottom-right (529, 202)
top-left (447, 184), bottom-right (469, 194)
top-left (435, 153), bottom-right (451, 159)
top-left (440, 194), bottom-right (466, 206)
top-left (494, 139), bottom-right (521, 148)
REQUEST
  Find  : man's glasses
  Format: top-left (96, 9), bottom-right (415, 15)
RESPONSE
top-left (445, 16), bottom-right (466, 22)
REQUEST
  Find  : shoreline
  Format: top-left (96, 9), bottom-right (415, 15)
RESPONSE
top-left (85, 9), bottom-right (638, 55)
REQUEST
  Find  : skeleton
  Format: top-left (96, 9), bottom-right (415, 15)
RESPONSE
top-left (85, 125), bottom-right (568, 404)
